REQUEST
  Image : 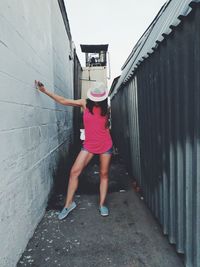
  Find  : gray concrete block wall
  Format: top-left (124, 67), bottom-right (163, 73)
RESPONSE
top-left (0, 1), bottom-right (75, 266)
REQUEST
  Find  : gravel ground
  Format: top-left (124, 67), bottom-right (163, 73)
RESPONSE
top-left (17, 156), bottom-right (184, 267)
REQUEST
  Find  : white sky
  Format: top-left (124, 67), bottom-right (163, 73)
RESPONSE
top-left (65, 0), bottom-right (167, 87)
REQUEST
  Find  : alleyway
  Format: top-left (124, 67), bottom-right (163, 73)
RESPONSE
top-left (17, 156), bottom-right (184, 267)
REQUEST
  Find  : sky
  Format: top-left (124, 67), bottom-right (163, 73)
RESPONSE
top-left (65, 0), bottom-right (167, 87)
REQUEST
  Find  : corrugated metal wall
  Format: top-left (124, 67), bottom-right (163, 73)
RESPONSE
top-left (111, 78), bottom-right (141, 184)
top-left (111, 3), bottom-right (200, 267)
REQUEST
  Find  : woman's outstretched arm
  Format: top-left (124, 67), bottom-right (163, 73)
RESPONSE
top-left (35, 80), bottom-right (85, 107)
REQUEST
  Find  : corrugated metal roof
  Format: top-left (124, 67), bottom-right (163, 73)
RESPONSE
top-left (111, 0), bottom-right (200, 98)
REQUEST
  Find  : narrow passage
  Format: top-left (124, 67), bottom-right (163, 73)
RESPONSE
top-left (17, 156), bottom-right (184, 267)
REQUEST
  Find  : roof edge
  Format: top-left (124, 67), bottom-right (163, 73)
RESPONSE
top-left (58, 0), bottom-right (72, 41)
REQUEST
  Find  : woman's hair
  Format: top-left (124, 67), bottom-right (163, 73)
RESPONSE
top-left (86, 98), bottom-right (108, 116)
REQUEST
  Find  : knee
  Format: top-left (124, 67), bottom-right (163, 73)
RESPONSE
top-left (100, 170), bottom-right (109, 179)
top-left (70, 167), bottom-right (81, 178)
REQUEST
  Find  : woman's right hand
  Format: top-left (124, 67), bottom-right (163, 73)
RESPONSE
top-left (35, 80), bottom-right (46, 93)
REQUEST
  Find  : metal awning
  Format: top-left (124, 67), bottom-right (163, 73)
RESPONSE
top-left (80, 44), bottom-right (108, 53)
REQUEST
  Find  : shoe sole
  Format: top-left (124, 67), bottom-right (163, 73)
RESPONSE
top-left (100, 213), bottom-right (109, 217)
top-left (99, 209), bottom-right (109, 217)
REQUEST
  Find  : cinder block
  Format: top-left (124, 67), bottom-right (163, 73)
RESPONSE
top-left (0, 0), bottom-right (75, 266)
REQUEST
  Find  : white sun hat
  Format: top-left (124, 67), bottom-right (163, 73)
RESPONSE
top-left (87, 82), bottom-right (108, 102)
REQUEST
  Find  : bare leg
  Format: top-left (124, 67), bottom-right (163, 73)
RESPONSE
top-left (64, 150), bottom-right (94, 208)
top-left (99, 153), bottom-right (112, 206)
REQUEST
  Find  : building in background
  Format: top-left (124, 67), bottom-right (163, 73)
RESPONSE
top-left (80, 44), bottom-right (109, 98)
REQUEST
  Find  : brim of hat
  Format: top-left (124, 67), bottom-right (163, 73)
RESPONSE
top-left (87, 91), bottom-right (108, 102)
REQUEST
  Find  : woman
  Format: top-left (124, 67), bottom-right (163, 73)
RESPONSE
top-left (35, 80), bottom-right (113, 219)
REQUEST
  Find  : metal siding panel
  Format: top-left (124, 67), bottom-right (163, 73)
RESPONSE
top-left (167, 28), bottom-right (177, 245)
top-left (148, 58), bottom-right (155, 213)
top-left (154, 46), bottom-right (164, 225)
top-left (182, 13), bottom-right (195, 267)
top-left (172, 21), bottom-right (186, 254)
top-left (160, 38), bottom-right (170, 236)
top-left (152, 51), bottom-right (161, 220)
top-left (135, 78), bottom-right (142, 185)
top-left (135, 77), bottom-right (142, 185)
top-left (173, 27), bottom-right (185, 254)
top-left (141, 62), bottom-right (151, 206)
top-left (129, 77), bottom-right (141, 184)
top-left (193, 7), bottom-right (200, 267)
top-left (156, 47), bottom-right (164, 230)
top-left (127, 80), bottom-right (136, 179)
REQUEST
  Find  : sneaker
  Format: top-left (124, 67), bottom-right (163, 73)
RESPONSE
top-left (99, 205), bottom-right (109, 216)
top-left (58, 201), bottom-right (77, 220)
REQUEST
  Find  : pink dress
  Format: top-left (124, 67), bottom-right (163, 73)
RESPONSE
top-left (83, 106), bottom-right (113, 154)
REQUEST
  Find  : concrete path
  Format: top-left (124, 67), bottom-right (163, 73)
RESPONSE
top-left (17, 157), bottom-right (184, 267)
